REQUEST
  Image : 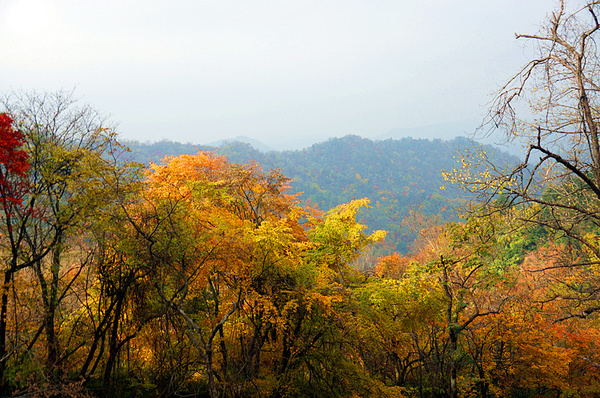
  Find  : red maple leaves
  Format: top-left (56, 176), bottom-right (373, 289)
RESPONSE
top-left (0, 113), bottom-right (29, 206)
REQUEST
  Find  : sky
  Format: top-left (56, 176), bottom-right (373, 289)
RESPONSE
top-left (0, 0), bottom-right (559, 150)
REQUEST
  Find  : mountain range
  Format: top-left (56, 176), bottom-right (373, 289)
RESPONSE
top-left (123, 135), bottom-right (518, 252)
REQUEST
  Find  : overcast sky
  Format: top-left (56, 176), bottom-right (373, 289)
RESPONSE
top-left (1, 0), bottom-right (558, 149)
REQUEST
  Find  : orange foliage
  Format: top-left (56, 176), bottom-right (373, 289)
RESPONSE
top-left (375, 253), bottom-right (410, 279)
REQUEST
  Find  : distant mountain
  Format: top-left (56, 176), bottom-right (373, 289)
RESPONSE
top-left (121, 139), bottom-right (200, 165)
top-left (208, 136), bottom-right (273, 152)
top-left (123, 135), bottom-right (518, 252)
top-left (379, 120), bottom-right (525, 157)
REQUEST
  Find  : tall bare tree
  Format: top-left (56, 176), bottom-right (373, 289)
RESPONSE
top-left (448, 0), bottom-right (600, 319)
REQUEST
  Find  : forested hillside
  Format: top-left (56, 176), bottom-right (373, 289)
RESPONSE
top-left (3, 2), bottom-right (600, 397)
top-left (125, 135), bottom-right (518, 252)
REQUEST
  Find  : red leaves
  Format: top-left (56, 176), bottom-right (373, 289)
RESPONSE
top-left (0, 113), bottom-right (29, 206)
top-left (0, 113), bottom-right (28, 176)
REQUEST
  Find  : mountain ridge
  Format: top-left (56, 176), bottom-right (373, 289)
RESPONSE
top-left (123, 135), bottom-right (518, 252)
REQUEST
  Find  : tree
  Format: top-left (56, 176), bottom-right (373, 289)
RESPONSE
top-left (352, 259), bottom-right (444, 395)
top-left (0, 91), bottom-right (124, 389)
top-left (401, 208), bottom-right (515, 398)
top-left (0, 113), bottom-right (30, 388)
top-left (114, 152), bottom-right (390, 397)
top-left (446, 0), bottom-right (600, 319)
top-left (111, 152), bottom-right (307, 397)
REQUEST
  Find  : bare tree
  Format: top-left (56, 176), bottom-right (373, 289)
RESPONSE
top-left (450, 0), bottom-right (600, 319)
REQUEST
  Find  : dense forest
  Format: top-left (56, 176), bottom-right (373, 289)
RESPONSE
top-left (3, 2), bottom-right (600, 397)
top-left (124, 136), bottom-right (518, 252)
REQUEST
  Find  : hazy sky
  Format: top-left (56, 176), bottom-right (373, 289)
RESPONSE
top-left (1, 0), bottom-right (557, 149)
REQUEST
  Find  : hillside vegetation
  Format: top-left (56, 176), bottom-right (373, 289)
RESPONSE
top-left (3, 2), bottom-right (600, 397)
top-left (125, 135), bottom-right (518, 251)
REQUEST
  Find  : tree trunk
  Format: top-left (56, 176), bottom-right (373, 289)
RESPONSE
top-left (575, 72), bottom-right (600, 190)
top-left (205, 346), bottom-right (218, 398)
top-left (449, 327), bottom-right (458, 398)
top-left (79, 297), bottom-right (116, 379)
top-left (478, 365), bottom-right (488, 398)
top-left (442, 261), bottom-right (458, 398)
top-left (103, 292), bottom-right (125, 395)
top-left (46, 240), bottom-right (62, 373)
top-left (35, 239), bottom-right (62, 378)
top-left (0, 268), bottom-right (14, 389)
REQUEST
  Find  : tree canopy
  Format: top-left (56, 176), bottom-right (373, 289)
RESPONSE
top-left (3, 2), bottom-right (600, 396)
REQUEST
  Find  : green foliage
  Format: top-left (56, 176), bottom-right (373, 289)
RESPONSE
top-left (125, 135), bottom-right (518, 252)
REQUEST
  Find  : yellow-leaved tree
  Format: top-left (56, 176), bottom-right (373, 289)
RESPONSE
top-left (103, 151), bottom-right (387, 397)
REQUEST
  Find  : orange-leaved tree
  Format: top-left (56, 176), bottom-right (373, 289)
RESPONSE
top-left (110, 152), bottom-right (310, 397)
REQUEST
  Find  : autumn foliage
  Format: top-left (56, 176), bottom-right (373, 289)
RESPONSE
top-left (7, 8), bottom-right (600, 389)
top-left (0, 91), bottom-right (599, 397)
top-left (0, 113), bottom-right (28, 206)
